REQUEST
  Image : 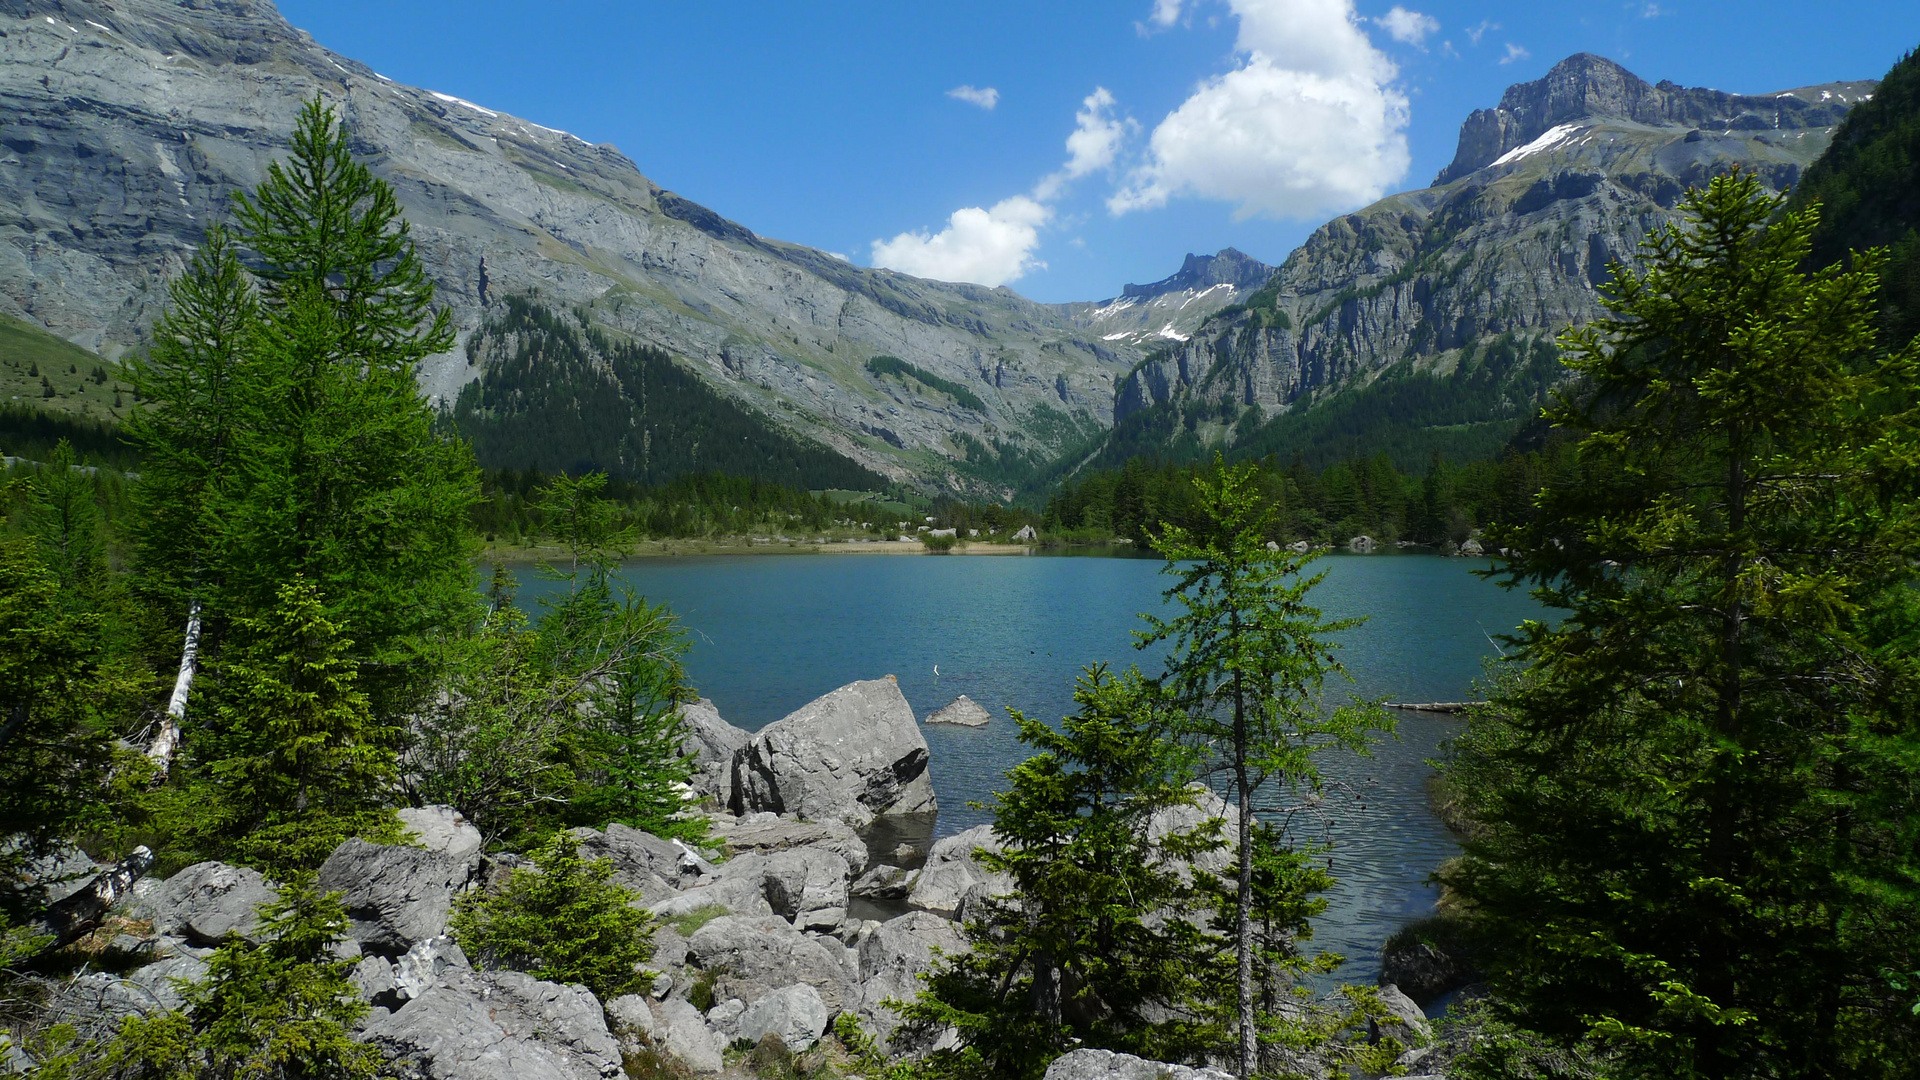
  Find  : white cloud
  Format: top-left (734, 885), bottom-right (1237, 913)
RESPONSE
top-left (870, 196), bottom-right (1049, 286)
top-left (1034, 87), bottom-right (1133, 200)
top-left (1374, 6), bottom-right (1438, 47)
top-left (1499, 42), bottom-right (1530, 64)
top-left (947, 85), bottom-right (1000, 110)
top-left (1466, 19), bottom-right (1498, 45)
top-left (1111, 0), bottom-right (1410, 220)
top-left (1150, 0), bottom-right (1184, 26)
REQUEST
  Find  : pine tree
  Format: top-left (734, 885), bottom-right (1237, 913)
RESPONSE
top-left (1139, 454), bottom-right (1389, 1079)
top-left (1445, 172), bottom-right (1920, 1077)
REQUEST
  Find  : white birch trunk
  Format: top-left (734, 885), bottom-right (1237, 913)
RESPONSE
top-left (146, 598), bottom-right (201, 777)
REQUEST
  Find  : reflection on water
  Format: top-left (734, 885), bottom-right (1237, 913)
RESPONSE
top-left (512, 551), bottom-right (1540, 979)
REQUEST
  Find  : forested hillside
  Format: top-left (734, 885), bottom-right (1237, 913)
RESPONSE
top-left (449, 298), bottom-right (887, 492)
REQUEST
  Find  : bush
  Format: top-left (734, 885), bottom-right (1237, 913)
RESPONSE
top-left (450, 832), bottom-right (655, 999)
top-left (918, 533), bottom-right (957, 553)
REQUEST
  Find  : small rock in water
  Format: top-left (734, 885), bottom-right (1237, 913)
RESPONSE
top-left (925, 695), bottom-right (992, 727)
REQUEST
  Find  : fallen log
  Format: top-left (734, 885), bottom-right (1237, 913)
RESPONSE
top-left (1384, 702), bottom-right (1484, 715)
top-left (30, 846), bottom-right (155, 949)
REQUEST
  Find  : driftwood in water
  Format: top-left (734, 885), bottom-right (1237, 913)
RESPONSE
top-left (1385, 702), bottom-right (1484, 715)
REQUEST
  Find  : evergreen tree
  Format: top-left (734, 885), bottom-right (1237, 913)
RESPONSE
top-left (1445, 172), bottom-right (1920, 1078)
top-left (1140, 455), bottom-right (1389, 1079)
top-left (895, 666), bottom-right (1231, 1079)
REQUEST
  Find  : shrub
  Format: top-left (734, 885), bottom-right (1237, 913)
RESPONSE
top-left (667, 902), bottom-right (730, 937)
top-left (450, 832), bottom-right (655, 999)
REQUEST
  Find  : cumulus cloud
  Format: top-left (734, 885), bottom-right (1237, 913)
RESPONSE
top-left (870, 196), bottom-right (1049, 286)
top-left (947, 85), bottom-right (1000, 110)
top-left (1499, 42), bottom-right (1530, 64)
top-left (1374, 6), bottom-right (1438, 47)
top-left (1034, 87), bottom-right (1133, 200)
top-left (1111, 0), bottom-right (1410, 220)
top-left (1150, 0), bottom-right (1184, 26)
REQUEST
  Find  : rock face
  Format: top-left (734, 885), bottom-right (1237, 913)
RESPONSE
top-left (360, 968), bottom-right (624, 1080)
top-left (925, 695), bottom-right (992, 727)
top-left (317, 839), bottom-right (477, 956)
top-left (685, 915), bottom-right (857, 1013)
top-left (679, 699), bottom-right (750, 806)
top-left (734, 677), bottom-right (936, 827)
top-left (1043, 1049), bottom-right (1235, 1080)
top-left (0, 0), bottom-right (1142, 493)
top-left (906, 825), bottom-right (1009, 917)
top-left (1107, 53), bottom-right (1873, 458)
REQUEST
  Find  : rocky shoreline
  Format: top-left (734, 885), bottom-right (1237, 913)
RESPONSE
top-left (5, 675), bottom-right (1455, 1079)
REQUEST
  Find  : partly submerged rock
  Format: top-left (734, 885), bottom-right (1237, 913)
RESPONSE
top-left (1349, 535), bottom-right (1377, 554)
top-left (925, 695), bottom-right (992, 727)
top-left (849, 864), bottom-right (918, 901)
top-left (733, 677), bottom-right (937, 828)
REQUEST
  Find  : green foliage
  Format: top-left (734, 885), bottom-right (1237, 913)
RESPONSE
top-left (452, 297), bottom-right (885, 490)
top-left (186, 579), bottom-right (403, 878)
top-left (1141, 455), bottom-right (1389, 1076)
top-left (895, 666), bottom-right (1230, 1079)
top-left (665, 903), bottom-right (730, 938)
top-left (107, 878), bottom-right (379, 1080)
top-left (452, 832), bottom-right (656, 1000)
top-left (918, 532), bottom-right (957, 552)
top-left (0, 405), bottom-right (136, 473)
top-left (1791, 47), bottom-right (1920, 345)
top-left (864, 355), bottom-right (987, 413)
top-left (1445, 173), bottom-right (1920, 1077)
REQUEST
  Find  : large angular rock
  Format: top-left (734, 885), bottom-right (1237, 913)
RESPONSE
top-left (657, 999), bottom-right (725, 1074)
top-left (680, 698), bottom-right (750, 806)
top-left (906, 826), bottom-right (1009, 917)
top-left (1370, 982), bottom-right (1433, 1046)
top-left (709, 812), bottom-right (868, 874)
top-left (761, 848), bottom-right (851, 932)
top-left (649, 858), bottom-right (776, 920)
top-left (359, 968), bottom-right (622, 1080)
top-left (142, 862), bottom-right (278, 946)
top-left (125, 954), bottom-right (208, 1013)
top-left (317, 839), bottom-right (476, 956)
top-left (738, 983), bottom-right (830, 1052)
top-left (397, 806), bottom-right (484, 861)
top-left (569, 822), bottom-right (707, 901)
top-left (856, 911), bottom-right (968, 1049)
top-left (1043, 1049), bottom-right (1234, 1080)
top-left (733, 677), bottom-right (937, 828)
top-left (685, 915), bottom-right (856, 1012)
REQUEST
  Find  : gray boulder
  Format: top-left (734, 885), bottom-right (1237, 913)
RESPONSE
top-left (352, 955), bottom-right (398, 1006)
top-left (1044, 1049), bottom-right (1234, 1080)
top-left (143, 862), bottom-right (278, 946)
top-left (1460, 537), bottom-right (1485, 556)
top-left (738, 983), bottom-right (830, 1052)
top-left (657, 998), bottom-right (726, 1073)
top-left (125, 953), bottom-right (208, 1013)
top-left (569, 822), bottom-right (706, 900)
top-left (709, 812), bottom-right (868, 874)
top-left (761, 848), bottom-right (851, 932)
top-left (649, 857), bottom-right (776, 920)
top-left (1349, 535), bottom-right (1377, 554)
top-left (397, 806), bottom-right (484, 861)
top-left (733, 677), bottom-right (937, 828)
top-left (925, 695), bottom-right (992, 727)
top-left (685, 915), bottom-right (856, 1012)
top-left (1370, 982), bottom-right (1432, 1046)
top-left (705, 997), bottom-right (746, 1040)
top-left (318, 839), bottom-right (477, 956)
top-left (906, 826), bottom-right (1009, 917)
top-left (856, 911), bottom-right (968, 1049)
top-left (394, 935), bottom-right (470, 1003)
top-left (850, 864), bottom-right (918, 901)
top-left (603, 993), bottom-right (655, 1057)
top-left (680, 698), bottom-right (751, 806)
top-left (359, 968), bottom-right (622, 1080)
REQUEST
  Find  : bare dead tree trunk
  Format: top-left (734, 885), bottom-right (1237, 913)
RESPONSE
top-left (145, 598), bottom-right (200, 778)
top-left (31, 846), bottom-right (155, 949)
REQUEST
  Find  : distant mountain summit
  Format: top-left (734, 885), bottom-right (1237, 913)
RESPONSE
top-left (1437, 53), bottom-right (1874, 184)
top-left (1121, 248), bottom-right (1274, 301)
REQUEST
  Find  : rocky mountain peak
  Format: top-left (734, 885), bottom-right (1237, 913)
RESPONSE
top-left (1120, 248), bottom-right (1274, 301)
top-left (1436, 53), bottom-right (1866, 184)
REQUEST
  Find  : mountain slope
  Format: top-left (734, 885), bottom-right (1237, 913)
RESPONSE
top-left (1104, 54), bottom-right (1873, 471)
top-left (0, 0), bottom-right (1139, 493)
top-left (1063, 247), bottom-right (1276, 350)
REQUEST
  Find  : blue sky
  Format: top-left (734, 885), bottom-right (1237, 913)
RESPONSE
top-left (277, 1), bottom-right (1920, 303)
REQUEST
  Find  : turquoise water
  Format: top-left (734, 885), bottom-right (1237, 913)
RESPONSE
top-left (514, 550), bottom-right (1541, 977)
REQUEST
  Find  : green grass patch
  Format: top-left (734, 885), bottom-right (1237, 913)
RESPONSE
top-left (666, 903), bottom-right (730, 938)
top-left (0, 313), bottom-right (128, 425)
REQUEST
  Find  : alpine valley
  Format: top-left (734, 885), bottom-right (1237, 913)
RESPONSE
top-left (0, 0), bottom-right (1876, 494)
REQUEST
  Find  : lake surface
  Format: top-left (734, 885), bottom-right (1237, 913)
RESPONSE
top-left (514, 550), bottom-right (1541, 980)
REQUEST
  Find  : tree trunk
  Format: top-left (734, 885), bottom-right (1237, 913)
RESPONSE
top-left (146, 597), bottom-right (201, 778)
top-left (31, 846), bottom-right (155, 949)
top-left (1230, 608), bottom-right (1256, 1080)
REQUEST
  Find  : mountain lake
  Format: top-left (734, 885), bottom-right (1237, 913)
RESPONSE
top-left (513, 550), bottom-right (1543, 981)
